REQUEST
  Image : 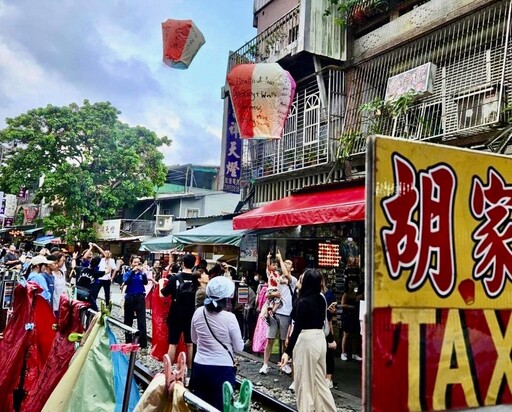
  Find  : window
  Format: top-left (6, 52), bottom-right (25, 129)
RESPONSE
top-left (186, 208), bottom-right (199, 218)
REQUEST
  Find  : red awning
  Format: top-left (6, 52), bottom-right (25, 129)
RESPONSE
top-left (233, 185), bottom-right (365, 230)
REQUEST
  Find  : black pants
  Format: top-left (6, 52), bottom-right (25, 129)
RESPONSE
top-left (242, 307), bottom-right (256, 341)
top-left (124, 294), bottom-right (147, 349)
top-left (98, 279), bottom-right (111, 304)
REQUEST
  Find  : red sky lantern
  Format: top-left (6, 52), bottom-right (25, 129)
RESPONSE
top-left (227, 63), bottom-right (296, 139)
top-left (161, 19), bottom-right (205, 69)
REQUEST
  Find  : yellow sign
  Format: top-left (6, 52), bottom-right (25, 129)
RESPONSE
top-left (371, 136), bottom-right (512, 309)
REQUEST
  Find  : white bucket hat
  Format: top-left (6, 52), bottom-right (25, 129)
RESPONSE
top-left (204, 276), bottom-right (235, 307)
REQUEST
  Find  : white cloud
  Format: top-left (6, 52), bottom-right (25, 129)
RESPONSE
top-left (205, 124), bottom-right (222, 140)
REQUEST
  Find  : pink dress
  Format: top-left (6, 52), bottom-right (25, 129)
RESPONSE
top-left (252, 283), bottom-right (269, 353)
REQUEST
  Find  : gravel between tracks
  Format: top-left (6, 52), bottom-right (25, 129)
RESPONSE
top-left (108, 306), bottom-right (359, 411)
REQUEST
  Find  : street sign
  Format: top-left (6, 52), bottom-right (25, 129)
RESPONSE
top-left (366, 135), bottom-right (512, 411)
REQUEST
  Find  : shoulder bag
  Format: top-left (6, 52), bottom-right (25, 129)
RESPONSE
top-left (202, 308), bottom-right (238, 372)
top-left (320, 293), bottom-right (330, 337)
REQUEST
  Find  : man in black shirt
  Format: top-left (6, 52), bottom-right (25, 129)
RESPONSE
top-left (160, 253), bottom-right (198, 369)
top-left (3, 244), bottom-right (20, 268)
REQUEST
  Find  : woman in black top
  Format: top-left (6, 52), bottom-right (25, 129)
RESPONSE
top-left (280, 269), bottom-right (336, 411)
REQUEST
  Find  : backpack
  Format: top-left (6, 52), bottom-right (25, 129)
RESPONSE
top-left (174, 273), bottom-right (197, 309)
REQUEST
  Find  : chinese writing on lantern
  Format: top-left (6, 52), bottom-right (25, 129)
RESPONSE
top-left (380, 154), bottom-right (457, 297)
top-left (470, 168), bottom-right (512, 298)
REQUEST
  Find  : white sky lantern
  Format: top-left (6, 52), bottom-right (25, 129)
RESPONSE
top-left (227, 63), bottom-right (296, 139)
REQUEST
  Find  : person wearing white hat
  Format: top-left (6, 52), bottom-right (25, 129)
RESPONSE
top-left (26, 255), bottom-right (52, 302)
top-left (189, 276), bottom-right (243, 410)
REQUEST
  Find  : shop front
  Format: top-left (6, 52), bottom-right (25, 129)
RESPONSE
top-left (233, 181), bottom-right (366, 331)
top-left (172, 219), bottom-right (258, 278)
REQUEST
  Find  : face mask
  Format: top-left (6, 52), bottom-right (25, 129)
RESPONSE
top-left (254, 276), bottom-right (259, 282)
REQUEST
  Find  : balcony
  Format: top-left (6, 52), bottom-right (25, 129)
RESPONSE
top-left (229, 0), bottom-right (346, 73)
top-left (229, 4), bottom-right (300, 71)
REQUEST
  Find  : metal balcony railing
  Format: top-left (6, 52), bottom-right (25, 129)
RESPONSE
top-left (228, 4), bottom-right (300, 72)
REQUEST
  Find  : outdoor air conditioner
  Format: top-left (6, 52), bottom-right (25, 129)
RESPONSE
top-left (456, 88), bottom-right (501, 130)
top-left (155, 215), bottom-right (173, 232)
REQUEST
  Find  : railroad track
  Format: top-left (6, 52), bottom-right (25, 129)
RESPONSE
top-left (133, 359), bottom-right (297, 412)
top-left (101, 308), bottom-right (297, 411)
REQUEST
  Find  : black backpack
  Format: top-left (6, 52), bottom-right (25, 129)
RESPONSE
top-left (174, 273), bottom-right (197, 309)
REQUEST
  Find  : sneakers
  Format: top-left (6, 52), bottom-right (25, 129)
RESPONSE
top-left (341, 353), bottom-right (348, 361)
top-left (288, 381), bottom-right (295, 391)
top-left (259, 364), bottom-right (269, 375)
top-left (281, 363), bottom-right (292, 375)
top-left (352, 354), bottom-right (363, 361)
top-left (327, 379), bottom-right (333, 389)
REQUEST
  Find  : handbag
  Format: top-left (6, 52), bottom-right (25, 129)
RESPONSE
top-left (202, 308), bottom-right (238, 372)
top-left (321, 293), bottom-right (330, 337)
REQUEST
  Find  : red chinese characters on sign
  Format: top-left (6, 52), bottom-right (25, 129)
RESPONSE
top-left (380, 154), bottom-right (457, 296)
top-left (470, 168), bottom-right (512, 298)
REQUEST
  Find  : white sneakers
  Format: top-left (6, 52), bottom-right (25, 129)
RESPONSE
top-left (341, 353), bottom-right (362, 361)
top-left (259, 364), bottom-right (269, 375)
top-left (327, 379), bottom-right (333, 389)
top-left (288, 381), bottom-right (295, 391)
top-left (281, 363), bottom-right (292, 375)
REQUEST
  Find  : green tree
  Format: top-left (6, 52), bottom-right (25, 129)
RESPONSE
top-left (0, 100), bottom-right (170, 242)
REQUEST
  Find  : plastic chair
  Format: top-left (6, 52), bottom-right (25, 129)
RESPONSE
top-left (222, 379), bottom-right (252, 412)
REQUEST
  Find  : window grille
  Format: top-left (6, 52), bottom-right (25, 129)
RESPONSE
top-left (344, 0), bottom-right (512, 156)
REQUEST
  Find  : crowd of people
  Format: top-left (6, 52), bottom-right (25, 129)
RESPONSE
top-left (0, 242), bottom-right (363, 411)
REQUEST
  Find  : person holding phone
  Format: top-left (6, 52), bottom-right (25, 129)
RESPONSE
top-left (123, 256), bottom-right (149, 350)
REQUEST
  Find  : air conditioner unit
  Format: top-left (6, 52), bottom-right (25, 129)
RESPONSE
top-left (155, 215), bottom-right (173, 232)
top-left (456, 88), bottom-right (501, 130)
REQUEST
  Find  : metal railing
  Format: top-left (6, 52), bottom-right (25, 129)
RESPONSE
top-left (229, 4), bottom-right (300, 72)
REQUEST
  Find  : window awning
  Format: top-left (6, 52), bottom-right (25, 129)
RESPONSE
top-left (173, 219), bottom-right (249, 247)
top-left (140, 235), bottom-right (181, 252)
top-left (233, 185), bottom-right (365, 230)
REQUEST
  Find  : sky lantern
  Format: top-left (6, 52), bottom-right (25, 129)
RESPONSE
top-left (161, 19), bottom-right (205, 69)
top-left (227, 63), bottom-right (296, 139)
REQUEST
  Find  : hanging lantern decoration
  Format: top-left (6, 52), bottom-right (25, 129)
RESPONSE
top-left (161, 19), bottom-right (205, 69)
top-left (227, 63), bottom-right (296, 139)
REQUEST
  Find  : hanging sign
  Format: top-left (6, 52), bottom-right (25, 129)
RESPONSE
top-left (96, 219), bottom-right (122, 240)
top-left (366, 135), bottom-right (512, 411)
top-left (162, 19), bottom-right (205, 69)
top-left (4, 194), bottom-right (18, 217)
top-left (223, 99), bottom-right (242, 193)
top-left (227, 63), bottom-right (296, 140)
top-left (23, 206), bottom-right (39, 224)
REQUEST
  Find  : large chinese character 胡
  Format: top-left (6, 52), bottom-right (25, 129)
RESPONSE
top-left (470, 168), bottom-right (512, 297)
top-left (380, 154), bottom-right (457, 296)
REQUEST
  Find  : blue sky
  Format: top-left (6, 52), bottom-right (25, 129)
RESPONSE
top-left (0, 0), bottom-right (256, 165)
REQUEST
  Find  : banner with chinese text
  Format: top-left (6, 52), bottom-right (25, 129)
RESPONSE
top-left (367, 136), bottom-right (512, 411)
top-left (222, 100), bottom-right (242, 193)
